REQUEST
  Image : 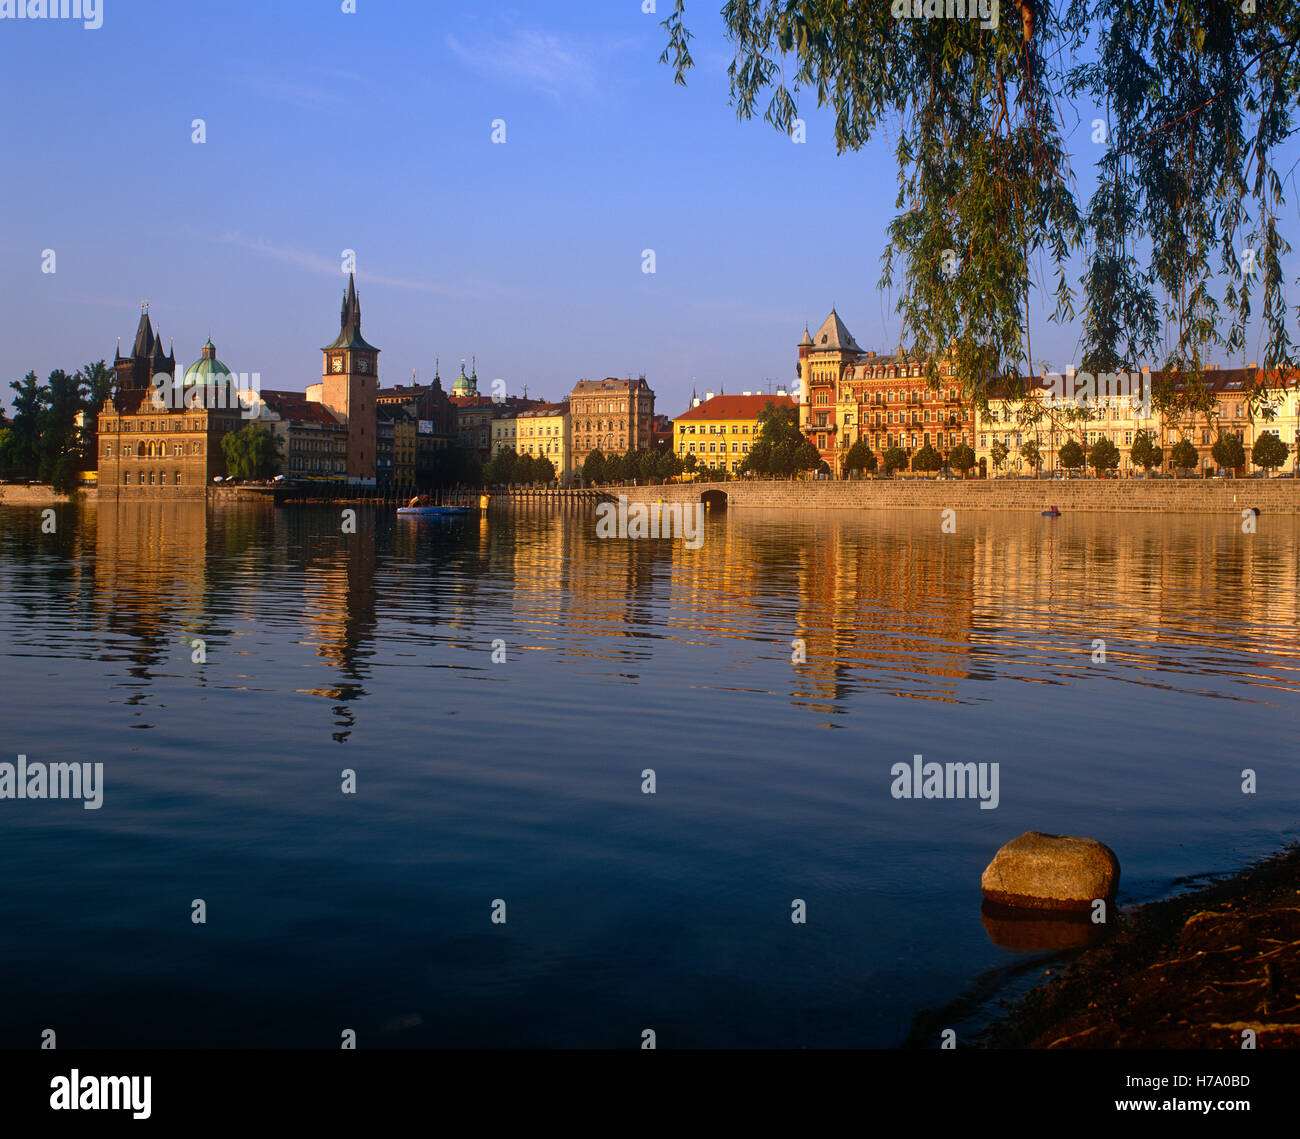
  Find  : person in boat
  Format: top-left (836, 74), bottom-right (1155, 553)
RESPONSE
top-left (407, 495), bottom-right (434, 509)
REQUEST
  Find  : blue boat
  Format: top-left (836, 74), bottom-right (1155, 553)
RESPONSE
top-left (398, 505), bottom-right (472, 517)
top-left (398, 495), bottom-right (473, 518)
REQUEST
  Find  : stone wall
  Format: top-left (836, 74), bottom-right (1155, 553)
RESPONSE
top-left (608, 478), bottom-right (1300, 515)
top-left (0, 485), bottom-right (97, 507)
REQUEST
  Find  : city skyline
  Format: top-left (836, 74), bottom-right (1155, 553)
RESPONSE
top-left (6, 1), bottom-right (1296, 422)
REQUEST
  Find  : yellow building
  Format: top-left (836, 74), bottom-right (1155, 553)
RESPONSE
top-left (515, 402), bottom-right (570, 479)
top-left (673, 392), bottom-right (797, 475)
top-left (976, 366), bottom-right (1299, 476)
top-left (491, 414), bottom-right (517, 457)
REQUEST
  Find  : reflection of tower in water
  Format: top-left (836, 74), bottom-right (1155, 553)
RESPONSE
top-left (298, 509), bottom-right (378, 741)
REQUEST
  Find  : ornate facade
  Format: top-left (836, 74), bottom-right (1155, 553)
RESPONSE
top-left (797, 309), bottom-right (973, 476)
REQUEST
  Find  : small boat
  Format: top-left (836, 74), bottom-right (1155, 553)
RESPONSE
top-left (1041, 505), bottom-right (1062, 517)
top-left (398, 495), bottom-right (472, 518)
top-left (398, 505), bottom-right (472, 517)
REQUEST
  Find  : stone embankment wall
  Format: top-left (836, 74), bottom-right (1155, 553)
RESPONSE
top-left (608, 479), bottom-right (1300, 515)
top-left (0, 485), bottom-right (98, 506)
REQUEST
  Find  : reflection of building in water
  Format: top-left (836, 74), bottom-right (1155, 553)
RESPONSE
top-left (652, 512), bottom-right (978, 707)
top-left (297, 511), bottom-right (378, 701)
top-left (967, 514), bottom-right (1300, 680)
top-left (93, 499), bottom-right (211, 673)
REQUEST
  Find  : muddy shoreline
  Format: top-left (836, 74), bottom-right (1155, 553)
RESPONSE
top-left (981, 843), bottom-right (1300, 1048)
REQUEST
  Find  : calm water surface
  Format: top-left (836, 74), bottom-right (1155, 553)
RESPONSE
top-left (1, 500), bottom-right (1298, 1047)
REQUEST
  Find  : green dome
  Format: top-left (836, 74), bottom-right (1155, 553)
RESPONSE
top-left (451, 369), bottom-right (473, 394)
top-left (183, 338), bottom-right (233, 386)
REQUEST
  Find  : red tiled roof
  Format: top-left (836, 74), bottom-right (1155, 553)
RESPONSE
top-left (674, 394), bottom-right (796, 423)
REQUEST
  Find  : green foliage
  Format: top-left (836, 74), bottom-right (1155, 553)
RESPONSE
top-left (1251, 431), bottom-right (1289, 472)
top-left (220, 425), bottom-right (282, 480)
top-left (739, 401), bottom-right (820, 477)
top-left (881, 445), bottom-right (908, 475)
top-left (1130, 430), bottom-right (1163, 472)
top-left (949, 442), bottom-right (976, 475)
top-left (1210, 433), bottom-right (1246, 470)
top-left (1020, 439), bottom-right (1042, 471)
top-left (664, 2), bottom-right (1300, 412)
top-left (483, 447), bottom-right (517, 485)
top-left (582, 449), bottom-right (606, 484)
top-left (1088, 437), bottom-right (1121, 473)
top-left (911, 442), bottom-right (942, 474)
top-left (989, 439), bottom-right (1009, 471)
top-left (76, 360), bottom-right (114, 469)
top-left (844, 439), bottom-right (878, 474)
top-left (1, 372), bottom-right (42, 476)
top-left (1170, 438), bottom-right (1200, 472)
top-left (1059, 438), bottom-right (1086, 471)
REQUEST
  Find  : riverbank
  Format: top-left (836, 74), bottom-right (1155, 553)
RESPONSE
top-left (607, 478), bottom-right (1300, 514)
top-left (982, 842), bottom-right (1300, 1048)
top-left (0, 484), bottom-right (96, 506)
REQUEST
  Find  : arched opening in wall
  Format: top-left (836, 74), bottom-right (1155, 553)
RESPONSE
top-left (700, 489), bottom-right (728, 512)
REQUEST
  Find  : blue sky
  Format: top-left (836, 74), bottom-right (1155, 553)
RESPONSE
top-left (2, 1), bottom-right (1295, 417)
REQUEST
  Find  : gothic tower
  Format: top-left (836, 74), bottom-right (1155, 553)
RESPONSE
top-left (321, 273), bottom-right (379, 480)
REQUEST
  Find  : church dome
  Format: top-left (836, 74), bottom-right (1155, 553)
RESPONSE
top-left (451, 365), bottom-right (474, 395)
top-left (184, 339), bottom-right (233, 386)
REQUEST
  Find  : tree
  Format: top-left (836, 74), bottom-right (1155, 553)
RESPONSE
top-left (514, 453), bottom-right (537, 484)
top-left (36, 369), bottom-right (87, 484)
top-left (1020, 439), bottom-right (1042, 475)
top-left (1170, 438), bottom-right (1200, 475)
top-left (489, 447), bottom-right (520, 485)
top-left (949, 442), bottom-right (976, 477)
top-left (911, 442), bottom-right (942, 475)
top-left (1129, 431), bottom-right (1163, 474)
top-left (221, 424), bottom-right (282, 480)
top-left (1, 372), bottom-right (42, 477)
top-left (582, 449), bottom-right (605, 485)
top-left (1088, 437), bottom-right (1121, 475)
top-left (793, 440), bottom-right (821, 474)
top-left (1059, 439), bottom-right (1085, 474)
top-left (1251, 431), bottom-right (1289, 473)
top-left (739, 401), bottom-right (820, 477)
top-left (844, 439), bottom-right (878, 475)
top-left (77, 360), bottom-right (114, 469)
top-left (1211, 433), bottom-right (1246, 472)
top-left (663, 5), bottom-right (1300, 415)
top-left (990, 439), bottom-right (1009, 473)
top-left (881, 446), bottom-right (908, 476)
top-left (655, 450), bottom-right (683, 479)
top-left (534, 455), bottom-right (557, 484)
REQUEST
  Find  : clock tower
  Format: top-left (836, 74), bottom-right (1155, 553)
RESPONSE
top-left (321, 272), bottom-right (379, 480)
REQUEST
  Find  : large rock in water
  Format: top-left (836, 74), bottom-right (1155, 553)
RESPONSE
top-left (981, 832), bottom-right (1119, 912)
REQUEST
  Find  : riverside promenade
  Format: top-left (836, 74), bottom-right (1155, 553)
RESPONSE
top-left (497, 478), bottom-right (1300, 515)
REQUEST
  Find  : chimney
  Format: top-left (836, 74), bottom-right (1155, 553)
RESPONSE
top-left (705, 391), bottom-right (714, 401)
top-left (743, 390), bottom-right (753, 396)
top-left (776, 388), bottom-right (787, 397)
top-left (692, 396), bottom-right (701, 408)
top-left (1248, 362), bottom-right (1258, 370)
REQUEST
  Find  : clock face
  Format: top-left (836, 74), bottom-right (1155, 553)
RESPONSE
top-left (357, 358), bottom-right (369, 373)
top-left (331, 357), bottom-right (344, 373)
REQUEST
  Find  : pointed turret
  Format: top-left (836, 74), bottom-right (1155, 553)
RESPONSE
top-left (132, 310), bottom-right (155, 358)
top-left (323, 272), bottom-right (378, 352)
